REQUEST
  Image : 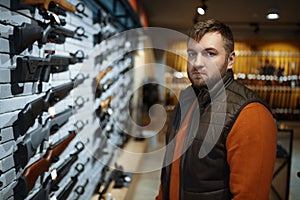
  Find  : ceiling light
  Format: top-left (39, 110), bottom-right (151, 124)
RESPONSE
top-left (196, 0), bottom-right (207, 15)
top-left (197, 5), bottom-right (207, 15)
top-left (266, 9), bottom-right (280, 20)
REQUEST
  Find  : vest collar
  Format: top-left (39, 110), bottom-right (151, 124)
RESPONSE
top-left (179, 69), bottom-right (234, 111)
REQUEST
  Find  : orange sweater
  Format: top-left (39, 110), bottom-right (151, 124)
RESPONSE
top-left (156, 102), bottom-right (277, 200)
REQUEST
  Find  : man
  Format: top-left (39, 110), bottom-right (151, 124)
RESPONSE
top-left (156, 19), bottom-right (277, 199)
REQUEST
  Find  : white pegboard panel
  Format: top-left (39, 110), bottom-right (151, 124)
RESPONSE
top-left (49, 97), bottom-right (73, 115)
top-left (0, 127), bottom-right (14, 144)
top-left (68, 15), bottom-right (99, 36)
top-left (0, 54), bottom-right (15, 69)
top-left (71, 106), bottom-right (94, 125)
top-left (0, 69), bottom-right (12, 83)
top-left (68, 62), bottom-right (84, 76)
top-left (63, 38), bottom-right (93, 53)
top-left (71, 87), bottom-right (94, 101)
top-left (0, 168), bottom-right (16, 189)
top-left (69, 65), bottom-right (88, 80)
top-left (50, 71), bottom-right (71, 82)
top-left (0, 38), bottom-right (10, 54)
top-left (0, 24), bottom-right (13, 39)
top-left (1, 81), bottom-right (52, 98)
top-left (0, 5), bottom-right (31, 26)
top-left (0, 0), bottom-right (37, 19)
top-left (0, 154), bottom-right (14, 179)
top-left (0, 140), bottom-right (15, 160)
top-left (45, 43), bottom-right (66, 55)
top-left (0, 40), bottom-right (41, 62)
top-left (76, 121), bottom-right (100, 147)
top-left (0, 110), bottom-right (19, 129)
top-left (65, 35), bottom-right (94, 49)
top-left (0, 94), bottom-right (42, 114)
top-left (0, 82), bottom-right (47, 99)
top-left (0, 0), bottom-right (11, 8)
top-left (0, 180), bottom-right (17, 200)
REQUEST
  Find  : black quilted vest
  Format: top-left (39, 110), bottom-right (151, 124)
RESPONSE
top-left (161, 70), bottom-right (270, 200)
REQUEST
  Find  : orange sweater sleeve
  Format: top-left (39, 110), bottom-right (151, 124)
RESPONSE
top-left (226, 102), bottom-right (277, 200)
top-left (155, 184), bottom-right (163, 200)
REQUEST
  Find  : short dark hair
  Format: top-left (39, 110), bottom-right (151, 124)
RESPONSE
top-left (188, 19), bottom-right (234, 57)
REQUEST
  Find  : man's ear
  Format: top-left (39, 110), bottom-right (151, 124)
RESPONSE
top-left (227, 51), bottom-right (235, 69)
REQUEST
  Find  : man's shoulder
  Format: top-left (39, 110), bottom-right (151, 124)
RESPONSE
top-left (226, 80), bottom-right (257, 99)
top-left (225, 80), bottom-right (272, 116)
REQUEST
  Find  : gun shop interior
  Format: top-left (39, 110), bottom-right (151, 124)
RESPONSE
top-left (0, 0), bottom-right (300, 200)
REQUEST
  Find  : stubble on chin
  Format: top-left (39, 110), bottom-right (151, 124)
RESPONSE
top-left (187, 71), bottom-right (207, 89)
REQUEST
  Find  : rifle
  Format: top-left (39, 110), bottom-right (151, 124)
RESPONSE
top-left (73, 179), bottom-right (89, 200)
top-left (9, 18), bottom-right (87, 55)
top-left (21, 0), bottom-right (76, 13)
top-left (98, 164), bottom-right (131, 200)
top-left (95, 65), bottom-right (133, 98)
top-left (94, 67), bottom-right (113, 99)
top-left (20, 0), bottom-right (88, 17)
top-left (93, 152), bottom-right (114, 193)
top-left (98, 164), bottom-right (123, 200)
top-left (11, 50), bottom-right (85, 83)
top-left (97, 96), bottom-right (114, 115)
top-left (13, 106), bottom-right (73, 170)
top-left (13, 131), bottom-right (77, 200)
top-left (12, 73), bottom-right (87, 139)
top-left (93, 30), bottom-right (116, 46)
top-left (55, 159), bottom-right (89, 200)
top-left (95, 79), bottom-right (114, 99)
top-left (29, 141), bottom-right (84, 200)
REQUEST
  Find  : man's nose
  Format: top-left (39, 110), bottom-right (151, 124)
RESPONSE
top-left (194, 54), bottom-right (205, 67)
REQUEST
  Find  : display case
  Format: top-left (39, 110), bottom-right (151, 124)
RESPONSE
top-left (270, 129), bottom-right (293, 200)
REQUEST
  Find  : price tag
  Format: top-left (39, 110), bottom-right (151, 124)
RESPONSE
top-left (51, 168), bottom-right (58, 180)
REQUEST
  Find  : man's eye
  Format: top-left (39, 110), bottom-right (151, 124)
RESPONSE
top-left (204, 52), bottom-right (215, 57)
top-left (188, 52), bottom-right (197, 58)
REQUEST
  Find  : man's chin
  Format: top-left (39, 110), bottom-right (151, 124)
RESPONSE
top-left (191, 79), bottom-right (207, 89)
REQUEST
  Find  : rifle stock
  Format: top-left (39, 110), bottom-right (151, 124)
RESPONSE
top-left (14, 131), bottom-right (77, 199)
top-left (29, 141), bottom-right (84, 200)
top-left (13, 74), bottom-right (86, 139)
top-left (9, 20), bottom-right (86, 55)
top-left (12, 50), bottom-right (85, 83)
top-left (56, 159), bottom-right (88, 200)
top-left (43, 25), bottom-right (87, 45)
top-left (22, 0), bottom-right (76, 13)
top-left (14, 107), bottom-right (73, 170)
top-left (9, 21), bottom-right (43, 55)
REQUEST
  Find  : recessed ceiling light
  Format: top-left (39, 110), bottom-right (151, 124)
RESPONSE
top-left (196, 0), bottom-right (207, 15)
top-left (266, 9), bottom-right (280, 20)
top-left (197, 5), bottom-right (207, 15)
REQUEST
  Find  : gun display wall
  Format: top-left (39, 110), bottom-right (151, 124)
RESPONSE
top-left (234, 42), bottom-right (300, 120)
top-left (164, 41), bottom-right (300, 120)
top-left (0, 0), bottom-right (139, 199)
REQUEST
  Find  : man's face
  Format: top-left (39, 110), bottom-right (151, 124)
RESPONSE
top-left (187, 32), bottom-right (234, 88)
